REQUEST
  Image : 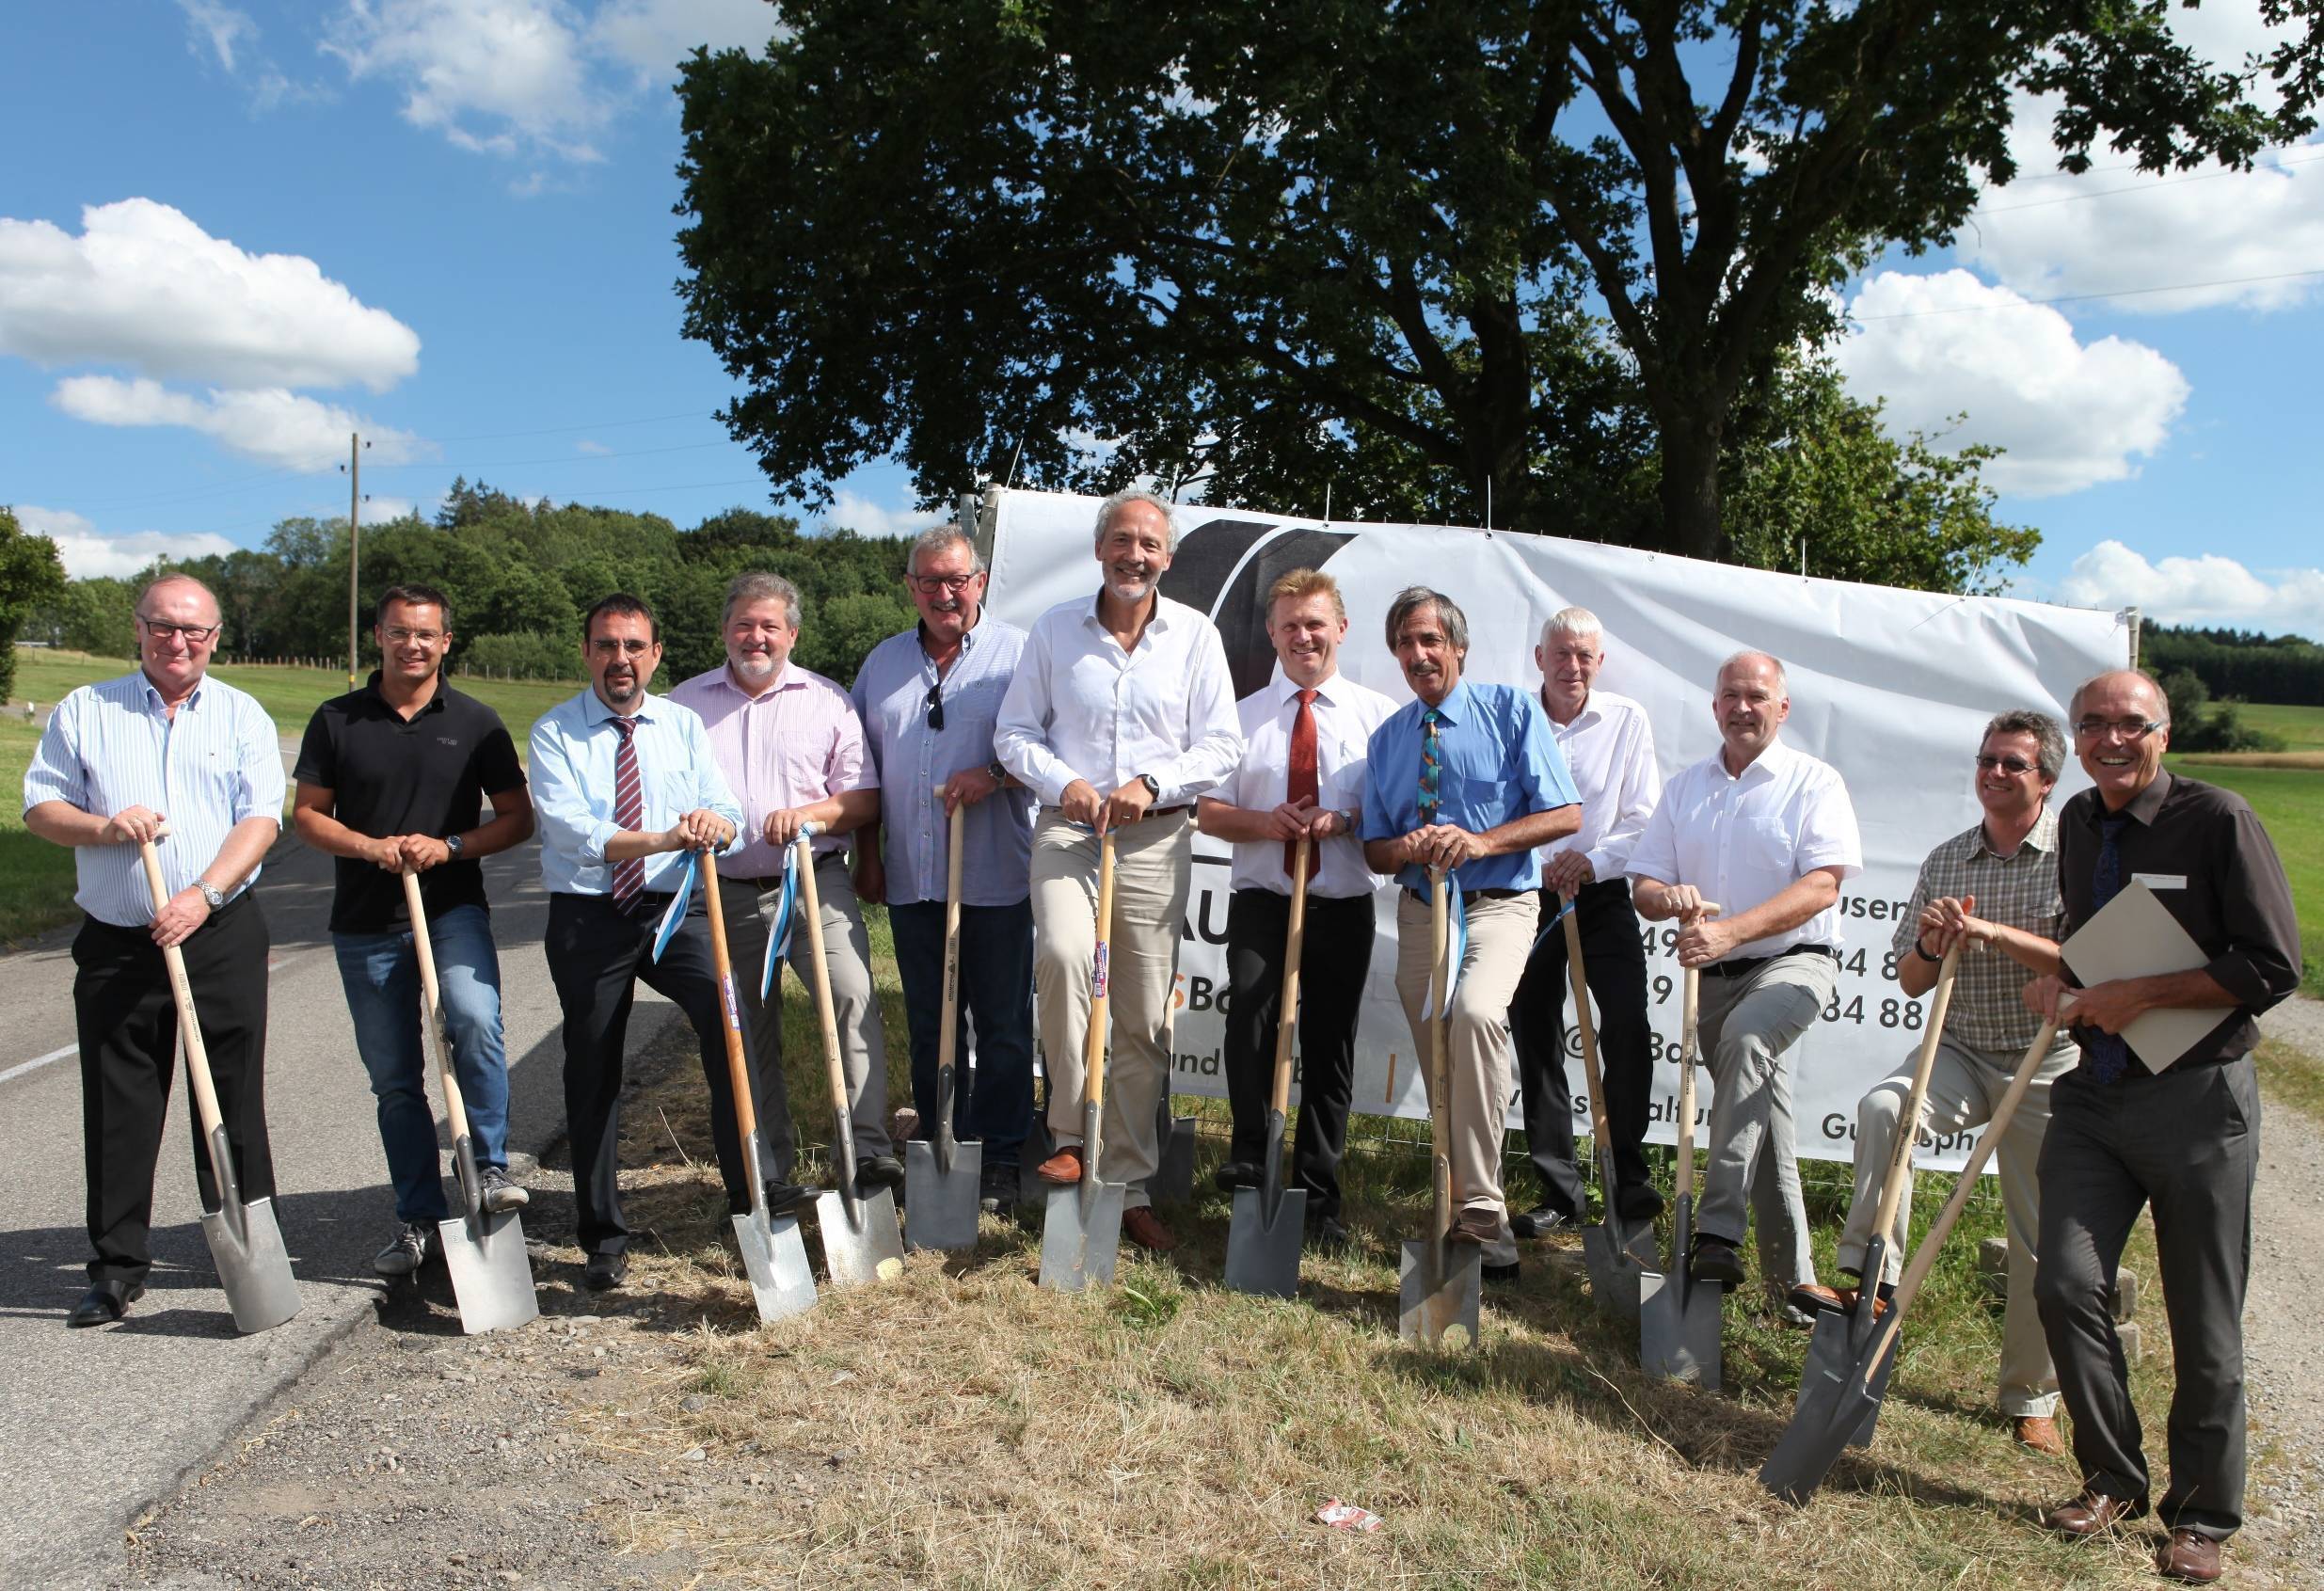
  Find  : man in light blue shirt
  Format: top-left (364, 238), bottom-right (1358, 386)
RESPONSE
top-left (1361, 586), bottom-right (1581, 1278)
top-left (23, 573), bottom-right (285, 1328)
top-left (852, 526), bottom-right (1036, 1208)
top-left (529, 593), bottom-right (756, 1293)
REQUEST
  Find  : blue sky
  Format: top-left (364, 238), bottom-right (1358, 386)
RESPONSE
top-left (2, 1), bottom-right (2318, 641)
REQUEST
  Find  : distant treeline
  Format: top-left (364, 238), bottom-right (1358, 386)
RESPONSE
top-left (2143, 623), bottom-right (2324, 708)
top-left (23, 479), bottom-right (922, 688)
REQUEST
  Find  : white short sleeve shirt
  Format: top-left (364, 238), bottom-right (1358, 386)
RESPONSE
top-left (1215, 670), bottom-right (1400, 898)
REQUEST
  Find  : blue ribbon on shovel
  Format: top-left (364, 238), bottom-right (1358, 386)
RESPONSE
top-left (649, 851), bottom-right (697, 964)
top-left (758, 848), bottom-right (799, 998)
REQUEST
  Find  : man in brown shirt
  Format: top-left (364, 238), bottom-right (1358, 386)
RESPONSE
top-left (2026, 669), bottom-right (2301, 1585)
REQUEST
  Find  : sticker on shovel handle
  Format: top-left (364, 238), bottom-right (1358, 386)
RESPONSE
top-left (1092, 942), bottom-right (1109, 1000)
top-left (1314, 1499), bottom-right (1382, 1533)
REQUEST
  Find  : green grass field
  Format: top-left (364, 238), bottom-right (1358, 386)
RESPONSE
top-left (2212, 699), bottom-right (2324, 752)
top-left (2164, 759), bottom-right (2323, 994)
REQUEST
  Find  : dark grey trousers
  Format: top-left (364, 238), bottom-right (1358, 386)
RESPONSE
top-left (2034, 1056), bottom-right (2259, 1540)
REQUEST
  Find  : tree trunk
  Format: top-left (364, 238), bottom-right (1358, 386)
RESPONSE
top-left (1657, 416), bottom-right (1725, 563)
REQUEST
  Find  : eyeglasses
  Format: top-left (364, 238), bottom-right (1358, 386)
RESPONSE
top-left (2073, 717), bottom-right (2163, 741)
top-left (925, 683), bottom-right (945, 730)
top-left (1974, 755), bottom-right (2038, 775)
top-left (590, 637), bottom-right (655, 658)
top-left (908, 572), bottom-right (979, 594)
top-left (383, 627), bottom-right (443, 645)
top-left (139, 618), bottom-right (218, 644)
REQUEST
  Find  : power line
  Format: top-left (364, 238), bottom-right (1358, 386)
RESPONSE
top-left (1851, 265), bottom-right (2324, 320)
top-left (1975, 150), bottom-right (2324, 215)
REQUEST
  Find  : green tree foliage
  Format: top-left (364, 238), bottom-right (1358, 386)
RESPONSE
top-left (23, 574), bottom-right (139, 660)
top-left (2144, 624), bottom-right (2324, 707)
top-left (674, 0), bottom-right (2274, 558)
top-left (2156, 667), bottom-right (2285, 754)
top-left (0, 506), bottom-right (69, 702)
top-left (1721, 356), bottom-right (2039, 593)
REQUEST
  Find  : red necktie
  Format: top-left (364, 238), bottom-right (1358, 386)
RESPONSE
top-left (1285, 687), bottom-right (1318, 878)
top-left (611, 717), bottom-right (646, 913)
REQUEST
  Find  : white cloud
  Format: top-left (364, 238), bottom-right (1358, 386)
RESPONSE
top-left (14, 505), bottom-right (239, 581)
top-left (822, 488), bottom-right (945, 540)
top-left (176, 0), bottom-right (258, 72)
top-left (589, 0), bottom-right (779, 81)
top-left (1836, 269), bottom-right (2189, 497)
top-left (51, 376), bottom-right (428, 473)
top-left (2061, 540), bottom-right (2324, 641)
top-left (0, 199), bottom-right (421, 390)
top-left (358, 495), bottom-right (422, 523)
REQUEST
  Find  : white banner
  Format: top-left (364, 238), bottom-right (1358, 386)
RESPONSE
top-left (983, 489), bottom-right (2130, 1169)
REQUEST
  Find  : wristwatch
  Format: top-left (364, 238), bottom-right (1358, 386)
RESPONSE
top-left (1138, 772), bottom-right (1162, 801)
top-left (986, 759), bottom-right (1008, 784)
top-left (197, 881), bottom-right (226, 910)
top-left (445, 833), bottom-right (466, 858)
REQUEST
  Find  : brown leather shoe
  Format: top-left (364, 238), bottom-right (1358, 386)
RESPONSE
top-left (1788, 1281), bottom-right (1889, 1320)
top-left (1034, 1144), bottom-right (1085, 1185)
top-left (1447, 1208), bottom-right (1502, 1245)
top-left (2014, 1415), bottom-right (2066, 1457)
top-left (2156, 1528), bottom-right (2222, 1583)
top-left (1122, 1206), bottom-right (1178, 1252)
top-left (2043, 1489), bottom-right (2148, 1537)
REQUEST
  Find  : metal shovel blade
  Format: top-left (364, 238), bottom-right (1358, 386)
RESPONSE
top-left (1636, 1265), bottom-right (1724, 1391)
top-left (814, 1186), bottom-right (906, 1288)
top-left (1759, 1319), bottom-right (1896, 1503)
top-left (199, 1193), bottom-right (302, 1335)
top-left (438, 1207), bottom-right (540, 1335)
top-left (1038, 1179), bottom-right (1125, 1292)
top-left (1223, 1184), bottom-right (1307, 1298)
top-left (903, 1137), bottom-right (984, 1253)
top-left (1398, 1239), bottom-right (1481, 1348)
top-left (1151, 1099), bottom-right (1198, 1206)
top-left (729, 1207), bottom-right (818, 1324)
top-left (1581, 1218), bottom-right (1649, 1323)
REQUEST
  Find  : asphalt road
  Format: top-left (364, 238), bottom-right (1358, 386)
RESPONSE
top-left (0, 823), bottom-right (675, 1588)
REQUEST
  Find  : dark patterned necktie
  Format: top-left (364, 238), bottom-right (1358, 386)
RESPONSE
top-left (1417, 706), bottom-right (1441, 825)
top-left (611, 717), bottom-right (646, 914)
top-left (2083, 813), bottom-right (2132, 1082)
top-left (1285, 688), bottom-right (1318, 877)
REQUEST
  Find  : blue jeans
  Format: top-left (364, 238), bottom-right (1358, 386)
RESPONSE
top-left (333, 904), bottom-right (510, 1223)
top-left (887, 898), bottom-right (1036, 1164)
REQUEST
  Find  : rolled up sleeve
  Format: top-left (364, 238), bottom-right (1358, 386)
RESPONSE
top-left (22, 697), bottom-right (85, 815)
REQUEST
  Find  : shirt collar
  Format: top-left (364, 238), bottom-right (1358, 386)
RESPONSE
top-left (1083, 588), bottom-right (1170, 632)
top-left (1419, 678), bottom-right (1473, 726)
top-left (361, 670), bottom-right (447, 717)
top-left (135, 670), bottom-right (203, 712)
top-left (1274, 670), bottom-right (1341, 708)
top-left (2122, 767), bottom-right (2173, 825)
top-left (1719, 734), bottom-right (1791, 781)
top-left (1539, 686), bottom-right (1598, 732)
top-left (1971, 803), bottom-right (2059, 860)
top-left (582, 686), bottom-right (660, 726)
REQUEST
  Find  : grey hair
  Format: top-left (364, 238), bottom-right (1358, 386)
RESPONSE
top-left (1716, 649), bottom-right (1787, 693)
top-left (724, 571), bottom-right (803, 630)
top-left (1983, 709), bottom-right (2068, 782)
top-left (1092, 486), bottom-right (1179, 553)
top-left (1541, 606), bottom-right (1603, 647)
top-left (1385, 586), bottom-right (1469, 656)
top-left (904, 526), bottom-right (984, 578)
top-left (2066, 668), bottom-right (2169, 727)
top-left (135, 572), bottom-right (221, 624)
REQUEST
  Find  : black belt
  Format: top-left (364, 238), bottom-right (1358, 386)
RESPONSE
top-left (1404, 885), bottom-right (1527, 902)
top-left (1702, 944), bottom-right (1839, 978)
top-left (1039, 804), bottom-right (1190, 822)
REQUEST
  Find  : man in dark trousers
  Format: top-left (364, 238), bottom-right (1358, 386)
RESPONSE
top-left (23, 574), bottom-right (286, 1327)
top-left (293, 584), bottom-right (535, 1278)
top-left (2026, 668), bottom-right (2300, 1585)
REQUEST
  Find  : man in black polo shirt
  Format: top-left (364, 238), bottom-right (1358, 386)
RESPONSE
top-left (2026, 668), bottom-right (2300, 1585)
top-left (293, 584), bottom-right (535, 1277)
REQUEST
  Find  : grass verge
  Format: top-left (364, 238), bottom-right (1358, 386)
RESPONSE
top-left (0, 718), bottom-right (79, 945)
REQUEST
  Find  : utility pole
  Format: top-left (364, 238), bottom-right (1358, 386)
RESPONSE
top-left (342, 432), bottom-right (368, 686)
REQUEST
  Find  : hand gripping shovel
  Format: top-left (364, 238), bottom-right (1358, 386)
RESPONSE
top-left (904, 798), bottom-right (983, 1251)
top-left (137, 838), bottom-right (301, 1334)
top-left (1040, 825), bottom-right (1129, 1290)
top-left (1782, 946), bottom-right (1963, 1452)
top-left (1224, 835), bottom-right (1312, 1297)
top-left (403, 869), bottom-right (540, 1334)
top-left (793, 827), bottom-right (905, 1287)
top-left (697, 864), bottom-right (817, 1322)
top-left (1400, 867), bottom-right (1481, 1348)
top-left (1760, 1012), bottom-right (2061, 1504)
top-left (1565, 904), bottom-right (1658, 1322)
top-left (1638, 931), bottom-right (1723, 1389)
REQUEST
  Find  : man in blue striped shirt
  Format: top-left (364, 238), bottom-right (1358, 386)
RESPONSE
top-left (529, 594), bottom-right (754, 1294)
top-left (23, 574), bottom-right (287, 1328)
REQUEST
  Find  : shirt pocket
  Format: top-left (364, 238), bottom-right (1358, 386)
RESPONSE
top-left (1738, 815), bottom-right (1796, 873)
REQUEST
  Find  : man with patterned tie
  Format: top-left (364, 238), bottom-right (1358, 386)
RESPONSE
top-left (530, 594), bottom-right (755, 1294)
top-left (1360, 587), bottom-right (1582, 1281)
top-left (2021, 669), bottom-right (2300, 1584)
top-left (1199, 568), bottom-right (1396, 1250)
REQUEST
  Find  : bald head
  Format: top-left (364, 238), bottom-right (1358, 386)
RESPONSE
top-left (2068, 668), bottom-right (2167, 727)
top-left (136, 573), bottom-right (221, 625)
top-left (1712, 649), bottom-right (1790, 769)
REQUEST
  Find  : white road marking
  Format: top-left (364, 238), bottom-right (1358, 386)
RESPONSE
top-left (0, 1044), bottom-right (77, 1086)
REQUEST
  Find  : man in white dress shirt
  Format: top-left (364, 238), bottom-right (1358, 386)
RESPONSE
top-left (1629, 651), bottom-right (1860, 1301)
top-left (995, 488), bottom-right (1244, 1253)
top-left (1507, 608), bottom-right (1665, 1237)
top-left (1197, 568), bottom-right (1396, 1250)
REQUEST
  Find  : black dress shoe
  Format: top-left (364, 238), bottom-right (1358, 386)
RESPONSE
top-left (978, 1162), bottom-right (1017, 1213)
top-left (763, 1179), bottom-right (815, 1217)
top-left (1688, 1233), bottom-right (1745, 1288)
top-left (583, 1251), bottom-right (628, 1293)
top-left (1615, 1183), bottom-right (1665, 1222)
top-left (1510, 1204), bottom-right (1575, 1239)
top-left (1304, 1214), bottom-right (1351, 1252)
top-left (856, 1154), bottom-right (906, 1192)
top-left (68, 1279), bottom-right (146, 1328)
top-left (1213, 1161), bottom-right (1262, 1193)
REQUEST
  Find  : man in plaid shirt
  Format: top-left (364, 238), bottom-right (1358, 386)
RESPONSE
top-left (1791, 708), bottom-right (2079, 1456)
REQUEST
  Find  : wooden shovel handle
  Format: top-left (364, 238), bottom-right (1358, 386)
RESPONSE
top-left (1426, 867), bottom-right (1453, 1234)
top-left (792, 833), bottom-right (852, 1120)
top-left (137, 839), bottom-right (227, 1149)
top-left (1669, 903), bottom-right (1719, 1201)
top-left (1562, 907), bottom-right (1614, 1170)
top-left (698, 862), bottom-right (758, 1140)
top-left (937, 802), bottom-right (964, 1079)
top-left (1268, 836), bottom-right (1311, 1116)
top-left (1865, 943), bottom-right (1962, 1254)
top-left (402, 868), bottom-right (475, 1144)
top-left (1082, 827), bottom-right (1118, 1110)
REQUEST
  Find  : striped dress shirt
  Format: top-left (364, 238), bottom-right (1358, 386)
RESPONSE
top-left (667, 662), bottom-right (876, 877)
top-left (22, 670), bottom-right (285, 927)
top-left (528, 686), bottom-right (742, 897)
top-left (1893, 807), bottom-right (2077, 1056)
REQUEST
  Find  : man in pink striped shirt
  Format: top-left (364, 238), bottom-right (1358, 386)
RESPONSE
top-left (669, 572), bottom-right (900, 1192)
